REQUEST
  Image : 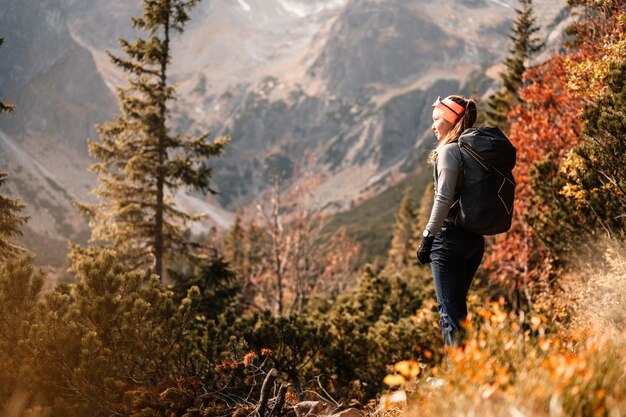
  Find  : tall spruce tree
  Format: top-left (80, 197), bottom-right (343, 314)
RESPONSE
top-left (224, 210), bottom-right (245, 271)
top-left (77, 0), bottom-right (228, 278)
top-left (484, 0), bottom-right (544, 132)
top-left (0, 38), bottom-right (15, 114)
top-left (387, 188), bottom-right (418, 271)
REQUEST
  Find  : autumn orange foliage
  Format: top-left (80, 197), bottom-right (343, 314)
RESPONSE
top-left (483, 0), bottom-right (625, 309)
top-left (382, 297), bottom-right (626, 417)
top-left (483, 54), bottom-right (583, 309)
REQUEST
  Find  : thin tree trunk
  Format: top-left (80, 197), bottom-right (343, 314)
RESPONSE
top-left (154, 5), bottom-right (171, 280)
top-left (272, 181), bottom-right (283, 315)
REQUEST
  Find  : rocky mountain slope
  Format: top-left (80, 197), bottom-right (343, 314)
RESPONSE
top-left (0, 0), bottom-right (568, 268)
top-left (0, 0), bottom-right (117, 267)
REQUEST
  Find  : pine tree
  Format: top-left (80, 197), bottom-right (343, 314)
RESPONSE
top-left (387, 188), bottom-right (418, 271)
top-left (224, 210), bottom-right (245, 271)
top-left (0, 255), bottom-right (43, 405)
top-left (411, 182), bottom-right (434, 253)
top-left (0, 38), bottom-right (15, 115)
top-left (26, 246), bottom-right (200, 415)
top-left (484, 0), bottom-right (544, 132)
top-left (169, 249), bottom-right (241, 321)
top-left (76, 0), bottom-right (228, 278)
top-left (0, 173), bottom-right (28, 261)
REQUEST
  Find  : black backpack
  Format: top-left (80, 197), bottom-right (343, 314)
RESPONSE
top-left (453, 127), bottom-right (516, 235)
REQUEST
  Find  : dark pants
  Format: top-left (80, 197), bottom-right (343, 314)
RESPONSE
top-left (430, 227), bottom-right (484, 347)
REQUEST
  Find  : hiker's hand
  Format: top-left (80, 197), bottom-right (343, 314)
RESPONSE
top-left (417, 236), bottom-right (435, 265)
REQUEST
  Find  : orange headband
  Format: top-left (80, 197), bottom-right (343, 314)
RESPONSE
top-left (432, 97), bottom-right (465, 124)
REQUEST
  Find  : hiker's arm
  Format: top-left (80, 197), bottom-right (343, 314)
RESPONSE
top-left (425, 145), bottom-right (461, 236)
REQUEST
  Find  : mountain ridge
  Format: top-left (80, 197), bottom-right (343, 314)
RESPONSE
top-left (0, 0), bottom-right (569, 270)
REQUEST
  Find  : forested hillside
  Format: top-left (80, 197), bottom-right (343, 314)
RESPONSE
top-left (0, 0), bottom-right (624, 416)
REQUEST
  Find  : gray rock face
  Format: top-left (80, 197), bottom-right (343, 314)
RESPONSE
top-left (209, 74), bottom-right (464, 208)
top-left (1, 0), bottom-right (68, 86)
top-left (0, 0), bottom-right (115, 147)
top-left (310, 1), bottom-right (463, 97)
top-left (377, 78), bottom-right (460, 170)
top-left (0, 0), bottom-right (115, 268)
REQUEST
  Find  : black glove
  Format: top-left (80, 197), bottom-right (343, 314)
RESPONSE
top-left (416, 236), bottom-right (435, 265)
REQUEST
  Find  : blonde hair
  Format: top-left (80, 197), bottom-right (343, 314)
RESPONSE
top-left (428, 95), bottom-right (478, 165)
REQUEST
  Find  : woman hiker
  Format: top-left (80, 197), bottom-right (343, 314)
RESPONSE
top-left (416, 95), bottom-right (483, 348)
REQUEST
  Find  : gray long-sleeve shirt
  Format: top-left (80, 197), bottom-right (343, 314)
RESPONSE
top-left (425, 142), bottom-right (463, 236)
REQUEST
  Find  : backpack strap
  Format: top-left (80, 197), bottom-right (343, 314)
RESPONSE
top-left (458, 141), bottom-right (488, 171)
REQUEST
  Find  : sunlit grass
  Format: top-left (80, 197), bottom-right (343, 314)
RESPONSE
top-left (378, 292), bottom-right (626, 417)
top-left (374, 242), bottom-right (626, 417)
